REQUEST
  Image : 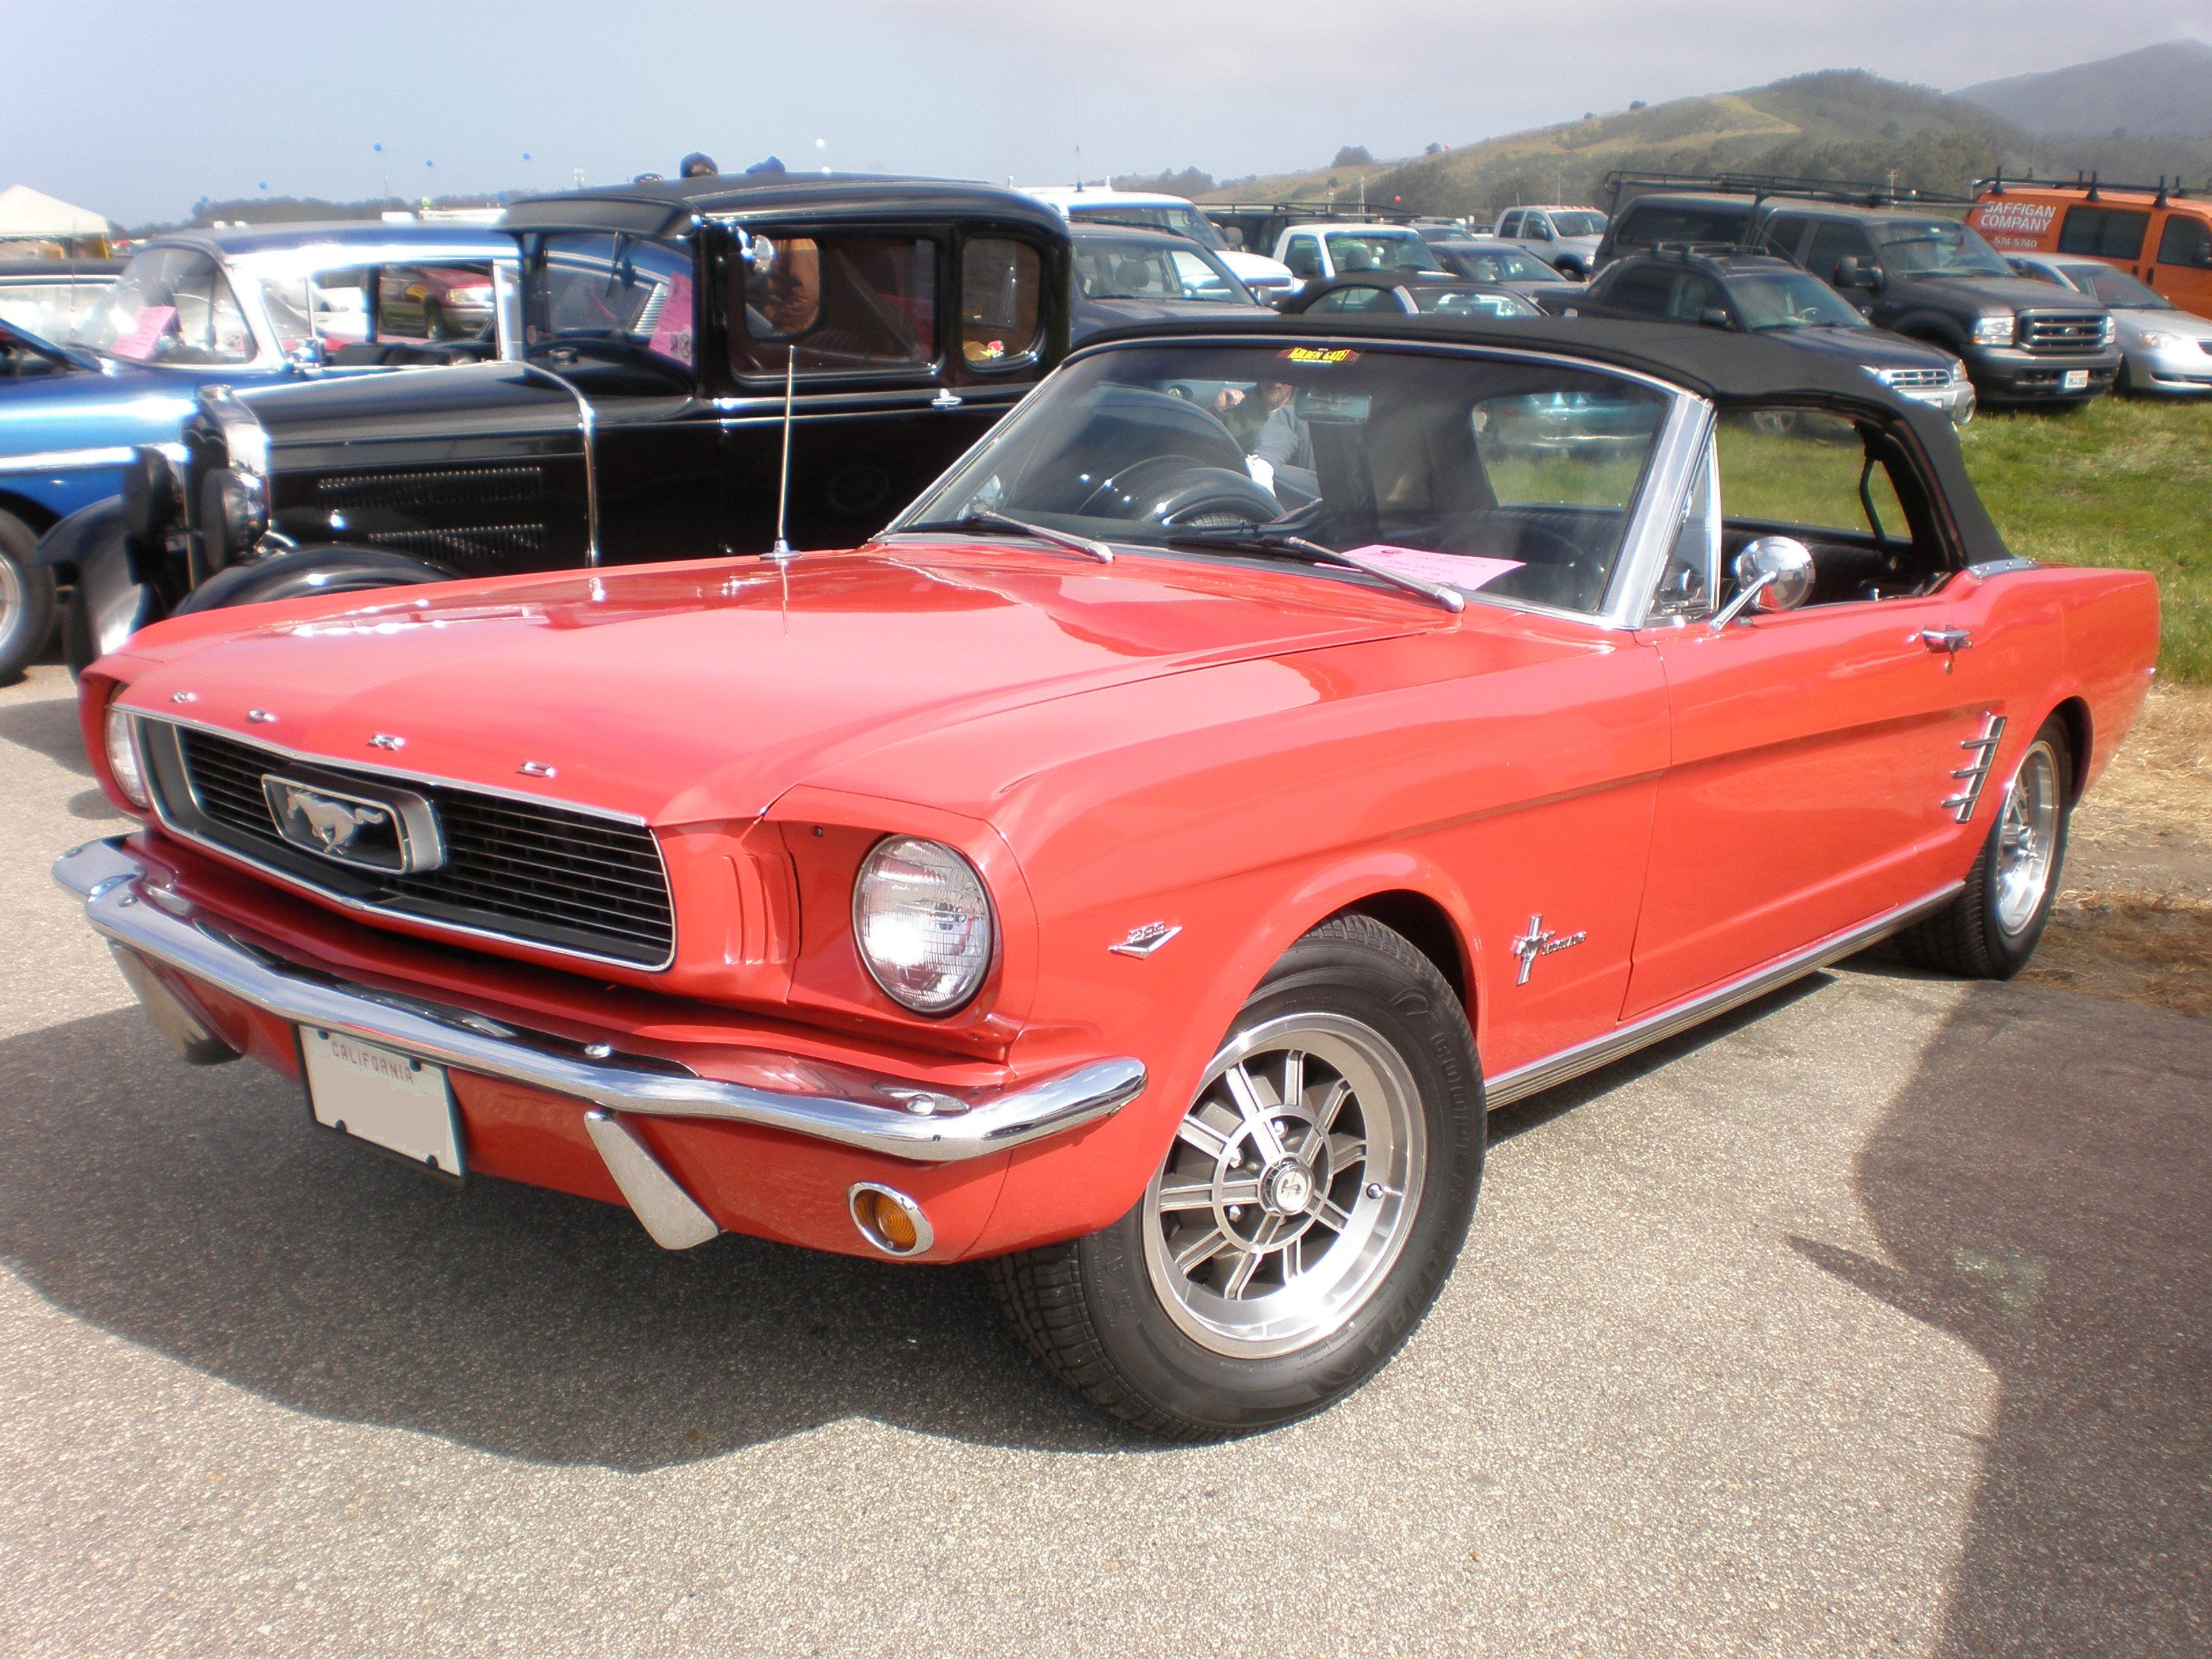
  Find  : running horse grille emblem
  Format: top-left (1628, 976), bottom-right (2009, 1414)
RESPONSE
top-left (261, 774), bottom-right (445, 875)
top-left (1511, 915), bottom-right (1587, 987)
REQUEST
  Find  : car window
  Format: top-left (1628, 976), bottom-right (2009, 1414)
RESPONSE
top-left (2064, 263), bottom-right (2169, 309)
top-left (0, 279), bottom-right (108, 345)
top-left (961, 237), bottom-right (1043, 369)
top-left (1410, 287), bottom-right (1538, 317)
top-left (1716, 410), bottom-right (1916, 562)
top-left (1603, 264), bottom-right (1675, 314)
top-left (1803, 223), bottom-right (1872, 285)
top-left (1758, 214), bottom-right (1810, 258)
top-left (1729, 270), bottom-right (1866, 329)
top-left (1877, 220), bottom-right (2013, 278)
top-left (1551, 212), bottom-right (1606, 238)
top-left (901, 343), bottom-right (1675, 617)
top-left (1168, 249), bottom-right (1242, 301)
top-left (1283, 237), bottom-right (1322, 279)
top-left (1324, 232), bottom-right (1441, 274)
top-left (2057, 206), bottom-right (2151, 261)
top-left (734, 233), bottom-right (936, 376)
top-left (2157, 216), bottom-right (2212, 270)
top-left (1307, 287), bottom-right (1400, 313)
top-left (1496, 212), bottom-right (1521, 237)
top-left (78, 245), bottom-right (255, 365)
top-left (1668, 272), bottom-right (1725, 321)
top-left (1070, 203), bottom-right (1231, 251)
top-left (1652, 442), bottom-right (1719, 620)
top-left (375, 264), bottom-right (494, 342)
top-left (253, 267), bottom-right (371, 354)
top-left (527, 232), bottom-right (695, 384)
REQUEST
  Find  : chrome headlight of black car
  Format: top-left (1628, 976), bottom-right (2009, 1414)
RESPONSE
top-left (199, 467), bottom-right (269, 557)
top-left (853, 836), bottom-right (996, 1015)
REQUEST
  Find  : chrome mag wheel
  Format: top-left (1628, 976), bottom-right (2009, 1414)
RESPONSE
top-left (1993, 739), bottom-right (2062, 939)
top-left (1143, 1011), bottom-right (1427, 1359)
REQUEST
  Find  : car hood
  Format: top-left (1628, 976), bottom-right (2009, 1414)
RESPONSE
top-left (1910, 273), bottom-right (2108, 312)
top-left (1760, 325), bottom-right (1950, 369)
top-left (0, 357), bottom-right (198, 462)
top-left (237, 358), bottom-right (582, 452)
top-left (110, 546), bottom-right (1440, 825)
top-left (1217, 249), bottom-right (1294, 284)
top-left (2118, 308), bottom-right (2212, 342)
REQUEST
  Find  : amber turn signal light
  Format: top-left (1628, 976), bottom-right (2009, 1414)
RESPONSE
top-left (848, 1183), bottom-right (935, 1256)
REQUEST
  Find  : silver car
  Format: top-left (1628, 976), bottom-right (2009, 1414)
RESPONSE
top-left (2008, 252), bottom-right (2212, 395)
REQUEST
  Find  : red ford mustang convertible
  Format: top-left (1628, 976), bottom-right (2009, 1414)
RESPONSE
top-left (60, 316), bottom-right (2157, 1437)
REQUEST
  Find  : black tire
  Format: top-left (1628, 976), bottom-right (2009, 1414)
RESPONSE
top-left (1896, 718), bottom-right (2072, 979)
top-left (986, 913), bottom-right (1484, 1439)
top-left (0, 511), bottom-right (58, 682)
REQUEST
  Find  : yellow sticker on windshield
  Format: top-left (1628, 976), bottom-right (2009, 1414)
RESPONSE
top-left (1277, 346), bottom-right (1359, 365)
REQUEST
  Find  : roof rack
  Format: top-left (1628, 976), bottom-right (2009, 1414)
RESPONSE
top-left (1202, 201), bottom-right (1418, 223)
top-left (1975, 170), bottom-right (2203, 206)
top-left (1602, 170), bottom-right (1978, 213)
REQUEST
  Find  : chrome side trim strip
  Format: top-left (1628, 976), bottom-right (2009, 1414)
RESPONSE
top-left (514, 361), bottom-right (599, 565)
top-left (56, 838), bottom-right (1145, 1164)
top-left (1485, 881), bottom-right (1963, 1109)
top-left (1965, 556), bottom-right (2039, 580)
top-left (584, 1109), bottom-right (721, 1248)
top-left (1943, 714), bottom-right (2007, 823)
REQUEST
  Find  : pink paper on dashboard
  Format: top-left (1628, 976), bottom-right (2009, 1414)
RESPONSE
top-left (647, 272), bottom-right (695, 364)
top-left (107, 306), bottom-right (177, 361)
top-left (1346, 544), bottom-right (1522, 590)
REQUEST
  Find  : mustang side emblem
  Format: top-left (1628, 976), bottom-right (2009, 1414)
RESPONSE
top-left (1109, 922), bottom-right (1183, 958)
top-left (1511, 915), bottom-right (1587, 986)
top-left (261, 774), bottom-right (445, 876)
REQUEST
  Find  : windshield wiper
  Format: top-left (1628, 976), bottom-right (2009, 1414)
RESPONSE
top-left (905, 507), bottom-right (1115, 564)
top-left (1166, 528), bottom-right (1464, 613)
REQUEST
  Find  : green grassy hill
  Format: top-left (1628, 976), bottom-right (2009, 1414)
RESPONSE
top-left (1197, 68), bottom-right (2211, 221)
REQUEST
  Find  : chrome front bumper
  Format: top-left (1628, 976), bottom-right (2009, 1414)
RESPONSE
top-left (54, 837), bottom-right (1145, 1166)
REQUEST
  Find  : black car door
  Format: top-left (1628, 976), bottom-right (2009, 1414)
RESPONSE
top-left (1805, 222), bottom-right (1881, 317)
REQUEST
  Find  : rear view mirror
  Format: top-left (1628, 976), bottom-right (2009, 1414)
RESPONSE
top-left (1698, 308), bottom-right (1734, 331)
top-left (1833, 256), bottom-right (1862, 288)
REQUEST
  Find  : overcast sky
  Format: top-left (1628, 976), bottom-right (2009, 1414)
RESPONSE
top-left (9, 0), bottom-right (2208, 224)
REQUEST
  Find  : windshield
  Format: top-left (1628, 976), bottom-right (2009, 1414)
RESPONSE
top-left (1878, 220), bottom-right (2013, 278)
top-left (1076, 238), bottom-right (1248, 302)
top-left (524, 231), bottom-right (694, 382)
top-left (1549, 212), bottom-right (1607, 239)
top-left (77, 245), bottom-right (255, 365)
top-left (1326, 232), bottom-right (1443, 274)
top-left (1069, 203), bottom-right (1229, 251)
top-left (0, 279), bottom-right (108, 345)
top-left (1435, 245), bottom-right (1551, 283)
top-left (895, 342), bottom-right (1673, 616)
top-left (1729, 270), bottom-right (1867, 330)
top-left (2061, 263), bottom-right (2171, 309)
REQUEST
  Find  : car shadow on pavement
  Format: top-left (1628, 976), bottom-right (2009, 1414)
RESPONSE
top-left (0, 1008), bottom-right (1141, 1468)
top-left (1789, 981), bottom-right (2212, 1657)
top-left (0, 691), bottom-right (90, 775)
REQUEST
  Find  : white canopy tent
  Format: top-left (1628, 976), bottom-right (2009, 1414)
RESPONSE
top-left (0, 185), bottom-right (116, 253)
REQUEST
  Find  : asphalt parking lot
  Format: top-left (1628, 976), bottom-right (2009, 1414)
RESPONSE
top-left (3, 661), bottom-right (2207, 1658)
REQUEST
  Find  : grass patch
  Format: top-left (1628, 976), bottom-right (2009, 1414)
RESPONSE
top-left (1959, 399), bottom-right (2212, 684)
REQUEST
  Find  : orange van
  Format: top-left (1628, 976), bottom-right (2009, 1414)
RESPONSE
top-left (1970, 178), bottom-right (2212, 319)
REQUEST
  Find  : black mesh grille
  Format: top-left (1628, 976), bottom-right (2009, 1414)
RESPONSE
top-left (165, 726), bottom-right (674, 967)
top-left (359, 523), bottom-right (550, 575)
top-left (316, 466), bottom-right (546, 511)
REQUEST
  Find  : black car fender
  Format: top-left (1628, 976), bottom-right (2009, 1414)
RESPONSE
top-left (1881, 308), bottom-right (1971, 353)
top-left (171, 546), bottom-right (455, 617)
top-left (33, 499), bottom-right (163, 676)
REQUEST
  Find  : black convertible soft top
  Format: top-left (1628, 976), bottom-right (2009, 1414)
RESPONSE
top-left (1073, 312), bottom-right (2010, 567)
top-left (501, 173), bottom-right (1068, 241)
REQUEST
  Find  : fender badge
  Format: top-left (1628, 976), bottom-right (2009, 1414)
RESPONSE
top-left (369, 733), bottom-right (406, 751)
top-left (1511, 915), bottom-right (1586, 986)
top-left (1110, 922), bottom-right (1182, 959)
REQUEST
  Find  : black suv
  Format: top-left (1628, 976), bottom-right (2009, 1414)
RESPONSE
top-left (1749, 203), bottom-right (2118, 407)
top-left (1574, 249), bottom-right (1975, 425)
top-left (56, 174), bottom-right (1072, 666)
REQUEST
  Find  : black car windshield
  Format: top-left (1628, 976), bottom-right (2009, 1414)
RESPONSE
top-left (1549, 212), bottom-right (1607, 238)
top-left (523, 231), bottom-right (693, 382)
top-left (1879, 221), bottom-right (2013, 278)
top-left (1076, 237), bottom-right (1248, 302)
top-left (1729, 270), bottom-right (1867, 330)
top-left (1070, 204), bottom-right (1230, 251)
top-left (895, 342), bottom-right (1673, 617)
top-left (1326, 232), bottom-right (1444, 273)
top-left (2061, 263), bottom-right (2171, 309)
top-left (1434, 245), bottom-right (1553, 283)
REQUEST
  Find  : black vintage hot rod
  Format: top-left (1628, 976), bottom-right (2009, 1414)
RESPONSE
top-left (45, 173), bottom-right (1072, 666)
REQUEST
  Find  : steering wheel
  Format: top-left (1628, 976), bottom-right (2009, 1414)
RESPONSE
top-left (1073, 457), bottom-right (1279, 527)
top-left (1453, 516), bottom-right (1607, 611)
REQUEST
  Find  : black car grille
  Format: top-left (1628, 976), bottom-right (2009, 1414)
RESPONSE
top-left (2020, 312), bottom-right (2107, 354)
top-left (155, 724), bottom-right (674, 968)
top-left (361, 523), bottom-right (551, 574)
top-left (317, 466), bottom-right (547, 511)
top-left (316, 466), bottom-right (552, 577)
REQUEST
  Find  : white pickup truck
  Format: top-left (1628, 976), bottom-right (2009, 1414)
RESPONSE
top-left (1492, 206), bottom-right (1610, 279)
top-left (1269, 222), bottom-right (1452, 284)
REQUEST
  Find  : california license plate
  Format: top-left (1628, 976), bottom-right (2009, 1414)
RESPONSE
top-left (300, 1027), bottom-right (464, 1179)
top-left (2062, 369), bottom-right (2089, 391)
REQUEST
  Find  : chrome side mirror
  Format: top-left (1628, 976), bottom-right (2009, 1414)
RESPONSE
top-left (1710, 536), bottom-right (1814, 630)
top-left (285, 339), bottom-right (325, 373)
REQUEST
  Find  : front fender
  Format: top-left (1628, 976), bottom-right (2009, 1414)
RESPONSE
top-left (170, 545), bottom-right (455, 617)
top-left (37, 498), bottom-right (161, 674)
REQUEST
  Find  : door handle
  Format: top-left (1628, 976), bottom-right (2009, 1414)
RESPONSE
top-left (1921, 626), bottom-right (1972, 657)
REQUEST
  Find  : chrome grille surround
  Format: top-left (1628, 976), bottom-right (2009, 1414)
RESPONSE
top-left (133, 716), bottom-right (675, 970)
top-left (2018, 312), bottom-right (2108, 354)
top-left (1877, 366), bottom-right (1951, 390)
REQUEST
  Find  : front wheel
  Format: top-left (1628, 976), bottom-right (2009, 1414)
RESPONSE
top-left (1896, 720), bottom-right (2071, 979)
top-left (987, 914), bottom-right (1483, 1439)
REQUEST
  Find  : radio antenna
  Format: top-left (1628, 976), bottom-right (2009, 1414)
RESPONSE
top-left (768, 350), bottom-right (798, 563)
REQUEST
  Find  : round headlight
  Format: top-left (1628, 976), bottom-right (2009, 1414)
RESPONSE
top-left (104, 705), bottom-right (150, 808)
top-left (199, 468), bottom-right (268, 560)
top-left (853, 836), bottom-right (995, 1015)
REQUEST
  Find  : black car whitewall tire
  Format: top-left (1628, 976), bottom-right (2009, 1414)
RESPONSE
top-left (987, 913), bottom-right (1484, 1439)
top-left (0, 511), bottom-right (57, 682)
top-left (1897, 719), bottom-right (2072, 979)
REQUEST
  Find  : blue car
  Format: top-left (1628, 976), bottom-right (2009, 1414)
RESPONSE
top-left (0, 221), bottom-right (516, 676)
